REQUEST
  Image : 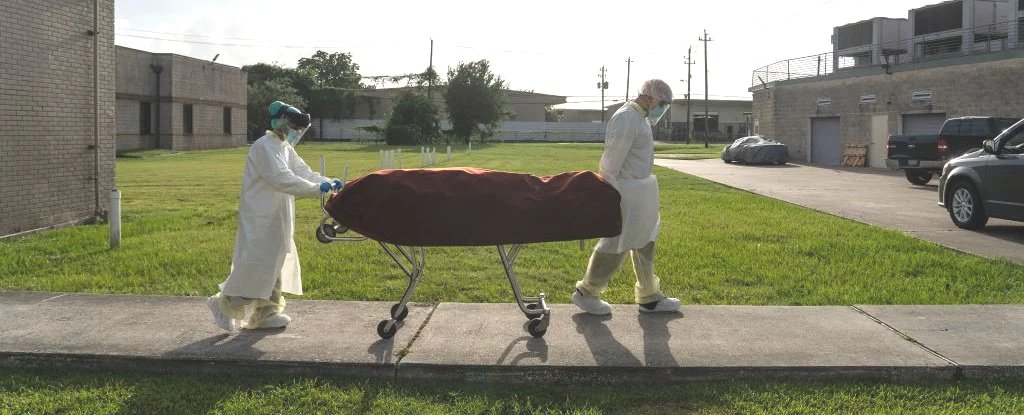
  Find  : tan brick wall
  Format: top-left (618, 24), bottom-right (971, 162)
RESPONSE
top-left (115, 46), bottom-right (246, 151)
top-left (754, 52), bottom-right (1024, 162)
top-left (1, 0), bottom-right (116, 237)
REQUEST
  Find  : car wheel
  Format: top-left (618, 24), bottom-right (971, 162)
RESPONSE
top-left (947, 180), bottom-right (989, 230)
top-left (723, 158), bottom-right (733, 164)
top-left (905, 169), bottom-right (933, 185)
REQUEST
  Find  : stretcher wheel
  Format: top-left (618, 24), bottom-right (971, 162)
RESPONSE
top-left (527, 318), bottom-right (547, 338)
top-left (316, 225), bottom-right (333, 244)
top-left (377, 320), bottom-right (397, 339)
top-left (390, 303), bottom-right (409, 321)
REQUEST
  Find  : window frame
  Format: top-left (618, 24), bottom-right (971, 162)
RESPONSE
top-left (183, 104), bottom-right (194, 135)
top-left (223, 106), bottom-right (232, 134)
top-left (139, 101), bottom-right (152, 135)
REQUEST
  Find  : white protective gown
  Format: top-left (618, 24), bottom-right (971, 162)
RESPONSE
top-left (594, 102), bottom-right (660, 254)
top-left (219, 132), bottom-right (329, 299)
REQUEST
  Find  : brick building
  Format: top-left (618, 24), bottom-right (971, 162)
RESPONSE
top-left (116, 46), bottom-right (247, 151)
top-left (751, 0), bottom-right (1024, 166)
top-left (1, 0), bottom-right (116, 238)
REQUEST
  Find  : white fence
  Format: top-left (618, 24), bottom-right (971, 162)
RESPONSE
top-left (310, 119), bottom-right (608, 143)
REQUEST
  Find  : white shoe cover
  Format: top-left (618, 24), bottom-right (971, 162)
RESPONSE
top-left (246, 313), bottom-right (292, 329)
top-left (572, 290), bottom-right (612, 315)
top-left (639, 297), bottom-right (681, 313)
top-left (206, 296), bottom-right (237, 332)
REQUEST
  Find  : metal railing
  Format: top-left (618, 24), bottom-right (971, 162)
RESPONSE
top-left (752, 18), bottom-right (1024, 88)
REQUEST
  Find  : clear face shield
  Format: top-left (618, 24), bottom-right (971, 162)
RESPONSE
top-left (276, 109), bottom-right (311, 146)
top-left (646, 101), bottom-right (670, 127)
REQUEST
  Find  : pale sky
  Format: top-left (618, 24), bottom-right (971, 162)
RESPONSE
top-left (115, 0), bottom-right (940, 109)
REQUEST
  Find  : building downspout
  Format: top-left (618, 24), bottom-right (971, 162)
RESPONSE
top-left (151, 64), bottom-right (163, 148)
top-left (93, 0), bottom-right (101, 218)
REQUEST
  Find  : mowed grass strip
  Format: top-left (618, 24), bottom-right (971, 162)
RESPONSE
top-left (1, 142), bottom-right (1021, 305)
top-left (3, 368), bottom-right (1024, 415)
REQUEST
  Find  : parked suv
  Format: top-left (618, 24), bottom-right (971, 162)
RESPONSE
top-left (887, 116), bottom-right (1018, 185)
top-left (938, 118), bottom-right (1024, 229)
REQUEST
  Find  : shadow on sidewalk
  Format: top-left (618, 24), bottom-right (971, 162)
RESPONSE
top-left (164, 329), bottom-right (284, 360)
top-left (638, 312), bottom-right (685, 367)
top-left (496, 329), bottom-right (548, 366)
top-left (572, 313), bottom-right (641, 366)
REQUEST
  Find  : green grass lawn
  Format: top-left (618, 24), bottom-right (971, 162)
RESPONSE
top-left (4, 142), bottom-right (1024, 413)
top-left (1, 142), bottom-right (1022, 305)
top-left (3, 368), bottom-right (1024, 415)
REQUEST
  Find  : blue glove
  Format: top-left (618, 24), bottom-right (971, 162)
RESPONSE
top-left (331, 179), bottom-right (343, 191)
top-left (319, 182), bottom-right (332, 193)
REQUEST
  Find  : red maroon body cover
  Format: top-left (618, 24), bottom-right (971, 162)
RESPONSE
top-left (324, 168), bottom-right (622, 246)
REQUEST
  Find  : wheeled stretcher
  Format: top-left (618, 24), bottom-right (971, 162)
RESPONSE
top-left (316, 167), bottom-right (621, 339)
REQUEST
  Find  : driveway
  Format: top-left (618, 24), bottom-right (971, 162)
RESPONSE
top-left (655, 159), bottom-right (1024, 264)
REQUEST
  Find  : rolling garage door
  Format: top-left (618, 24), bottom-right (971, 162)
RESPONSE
top-left (902, 113), bottom-right (946, 135)
top-left (811, 117), bottom-right (841, 165)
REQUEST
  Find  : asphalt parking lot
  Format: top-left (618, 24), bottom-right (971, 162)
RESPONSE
top-left (655, 158), bottom-right (1024, 264)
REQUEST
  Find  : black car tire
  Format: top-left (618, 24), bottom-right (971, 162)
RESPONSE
top-left (905, 169), bottom-right (933, 185)
top-left (946, 180), bottom-right (989, 230)
top-left (723, 159), bottom-right (733, 164)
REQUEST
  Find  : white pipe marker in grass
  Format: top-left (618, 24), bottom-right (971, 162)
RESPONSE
top-left (379, 150), bottom-right (384, 169)
top-left (320, 155), bottom-right (325, 176)
top-left (109, 189), bottom-right (121, 249)
top-left (397, 149), bottom-right (402, 169)
top-left (447, 146), bottom-right (451, 162)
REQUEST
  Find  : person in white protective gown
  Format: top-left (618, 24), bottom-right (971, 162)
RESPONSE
top-left (572, 79), bottom-right (682, 315)
top-left (206, 101), bottom-right (342, 331)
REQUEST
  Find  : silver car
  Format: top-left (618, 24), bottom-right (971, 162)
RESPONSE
top-left (721, 136), bottom-right (790, 165)
top-left (938, 118), bottom-right (1024, 229)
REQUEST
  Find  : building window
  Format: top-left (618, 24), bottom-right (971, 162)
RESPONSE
top-left (183, 104), bottom-right (193, 134)
top-left (139, 102), bottom-right (152, 135)
top-left (223, 107), bottom-right (232, 134)
top-left (693, 114), bottom-right (720, 133)
top-left (1019, 0), bottom-right (1023, 11)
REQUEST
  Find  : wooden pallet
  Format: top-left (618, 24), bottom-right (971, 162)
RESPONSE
top-left (842, 145), bottom-right (868, 167)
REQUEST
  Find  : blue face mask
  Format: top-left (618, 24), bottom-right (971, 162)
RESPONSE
top-left (285, 128), bottom-right (306, 146)
top-left (647, 104), bottom-right (669, 126)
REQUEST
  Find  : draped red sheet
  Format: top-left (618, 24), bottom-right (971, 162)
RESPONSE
top-left (324, 167), bottom-right (622, 246)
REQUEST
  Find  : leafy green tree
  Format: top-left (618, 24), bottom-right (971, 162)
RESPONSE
top-left (246, 79), bottom-right (306, 140)
top-left (443, 60), bottom-right (507, 144)
top-left (545, 106), bottom-right (564, 122)
top-left (383, 91), bottom-right (441, 145)
top-left (297, 50), bottom-right (363, 89)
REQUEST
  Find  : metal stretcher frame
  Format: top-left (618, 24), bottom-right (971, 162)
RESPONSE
top-left (315, 192), bottom-right (551, 339)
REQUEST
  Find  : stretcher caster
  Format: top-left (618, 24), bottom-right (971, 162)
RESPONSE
top-left (527, 317), bottom-right (547, 338)
top-left (523, 303), bottom-right (544, 318)
top-left (390, 303), bottom-right (409, 321)
top-left (316, 223), bottom-right (348, 243)
top-left (377, 320), bottom-right (398, 339)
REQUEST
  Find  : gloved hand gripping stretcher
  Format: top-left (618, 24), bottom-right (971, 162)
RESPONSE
top-left (316, 167), bottom-right (621, 339)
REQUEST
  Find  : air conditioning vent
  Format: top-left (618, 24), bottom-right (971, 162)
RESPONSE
top-left (859, 95), bottom-right (877, 105)
top-left (816, 98), bottom-right (832, 107)
top-left (911, 90), bottom-right (933, 103)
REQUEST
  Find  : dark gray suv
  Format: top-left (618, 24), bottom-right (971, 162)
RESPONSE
top-left (938, 118), bottom-right (1024, 229)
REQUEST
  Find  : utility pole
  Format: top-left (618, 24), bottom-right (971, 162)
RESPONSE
top-left (427, 38), bottom-right (434, 101)
top-left (597, 66), bottom-right (609, 122)
top-left (683, 47), bottom-right (694, 144)
top-left (699, 30), bottom-right (713, 148)
top-left (624, 57), bottom-right (633, 101)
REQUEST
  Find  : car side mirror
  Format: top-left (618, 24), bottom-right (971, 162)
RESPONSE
top-left (983, 140), bottom-right (996, 154)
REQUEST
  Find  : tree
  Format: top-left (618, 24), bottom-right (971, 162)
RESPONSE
top-left (297, 50), bottom-right (363, 89)
top-left (443, 60), bottom-right (507, 144)
top-left (545, 106), bottom-right (564, 122)
top-left (383, 91), bottom-right (441, 145)
top-left (246, 79), bottom-right (306, 140)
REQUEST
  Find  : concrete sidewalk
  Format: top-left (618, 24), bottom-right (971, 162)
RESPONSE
top-left (2, 292), bottom-right (1023, 383)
